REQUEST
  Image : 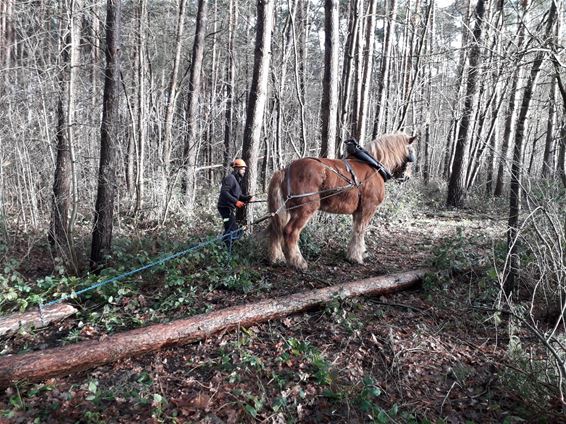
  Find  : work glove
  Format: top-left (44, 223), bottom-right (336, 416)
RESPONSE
top-left (235, 200), bottom-right (246, 208)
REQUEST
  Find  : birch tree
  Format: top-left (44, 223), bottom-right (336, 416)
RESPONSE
top-left (319, 0), bottom-right (339, 158)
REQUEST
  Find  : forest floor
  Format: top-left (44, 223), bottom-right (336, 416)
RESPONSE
top-left (0, 185), bottom-right (564, 423)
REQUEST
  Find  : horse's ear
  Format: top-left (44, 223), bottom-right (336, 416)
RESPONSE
top-left (408, 134), bottom-right (417, 144)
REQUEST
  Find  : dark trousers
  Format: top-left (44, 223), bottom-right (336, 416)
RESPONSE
top-left (218, 207), bottom-right (242, 247)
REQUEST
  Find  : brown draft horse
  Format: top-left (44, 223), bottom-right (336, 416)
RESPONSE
top-left (267, 132), bottom-right (417, 270)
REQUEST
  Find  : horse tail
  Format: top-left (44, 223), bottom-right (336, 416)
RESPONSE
top-left (267, 169), bottom-right (288, 263)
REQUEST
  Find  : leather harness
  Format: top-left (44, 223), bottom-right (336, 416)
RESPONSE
top-left (285, 157), bottom-right (366, 201)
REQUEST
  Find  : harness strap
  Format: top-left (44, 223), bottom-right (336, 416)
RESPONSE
top-left (286, 159), bottom-right (356, 202)
top-left (342, 158), bottom-right (360, 187)
top-left (308, 157), bottom-right (356, 185)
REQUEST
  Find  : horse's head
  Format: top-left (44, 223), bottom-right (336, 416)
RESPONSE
top-left (391, 134), bottom-right (417, 181)
top-left (366, 132), bottom-right (417, 182)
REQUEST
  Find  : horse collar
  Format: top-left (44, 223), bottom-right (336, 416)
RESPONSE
top-left (344, 139), bottom-right (392, 182)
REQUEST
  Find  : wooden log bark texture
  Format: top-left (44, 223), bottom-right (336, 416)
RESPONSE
top-left (0, 269), bottom-right (428, 388)
top-left (0, 303), bottom-right (78, 337)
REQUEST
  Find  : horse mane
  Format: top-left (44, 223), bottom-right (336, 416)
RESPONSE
top-left (364, 132), bottom-right (411, 172)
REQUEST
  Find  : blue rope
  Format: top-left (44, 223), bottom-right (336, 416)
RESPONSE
top-left (42, 228), bottom-right (244, 307)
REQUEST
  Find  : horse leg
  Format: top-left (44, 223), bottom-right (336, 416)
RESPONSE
top-left (283, 210), bottom-right (315, 271)
top-left (268, 209), bottom-right (289, 265)
top-left (267, 169), bottom-right (289, 265)
top-left (347, 210), bottom-right (372, 264)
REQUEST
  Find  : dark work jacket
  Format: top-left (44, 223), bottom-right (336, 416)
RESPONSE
top-left (217, 171), bottom-right (251, 209)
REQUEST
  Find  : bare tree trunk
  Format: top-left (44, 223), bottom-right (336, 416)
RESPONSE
top-left (90, 0), bottom-right (122, 269)
top-left (371, 0), bottom-right (397, 138)
top-left (556, 75), bottom-right (566, 188)
top-left (442, 0), bottom-right (471, 179)
top-left (559, 121), bottom-right (566, 188)
top-left (354, 0), bottom-right (377, 145)
top-left (494, 0), bottom-right (529, 197)
top-left (397, 0), bottom-right (417, 124)
top-left (134, 0), bottom-right (147, 214)
top-left (1, 0), bottom-right (14, 71)
top-left (446, 0), bottom-right (486, 208)
top-left (422, 0), bottom-right (435, 184)
top-left (319, 0), bottom-right (339, 158)
top-left (288, 0), bottom-right (308, 156)
top-left (162, 0), bottom-right (187, 208)
top-left (485, 91), bottom-right (500, 196)
top-left (350, 0), bottom-right (365, 138)
top-left (396, 0), bottom-right (431, 130)
top-left (339, 0), bottom-right (362, 144)
top-left (50, 0), bottom-right (81, 270)
top-left (272, 8), bottom-right (291, 167)
top-left (240, 0), bottom-right (274, 223)
top-left (541, 77), bottom-right (557, 178)
top-left (223, 0), bottom-right (237, 168)
top-left (505, 0), bottom-right (557, 295)
top-left (182, 0), bottom-right (208, 210)
top-left (207, 0), bottom-right (219, 184)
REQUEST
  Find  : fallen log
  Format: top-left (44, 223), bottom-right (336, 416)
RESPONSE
top-left (0, 269), bottom-right (429, 388)
top-left (0, 303), bottom-right (78, 337)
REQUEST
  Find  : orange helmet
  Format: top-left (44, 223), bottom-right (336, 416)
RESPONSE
top-left (232, 158), bottom-right (247, 168)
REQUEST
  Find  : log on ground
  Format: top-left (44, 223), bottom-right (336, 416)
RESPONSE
top-left (0, 269), bottom-right (429, 388)
top-left (0, 303), bottom-right (78, 337)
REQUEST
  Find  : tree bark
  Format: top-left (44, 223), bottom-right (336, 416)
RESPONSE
top-left (50, 0), bottom-right (81, 270)
top-left (371, 0), bottom-right (397, 138)
top-left (0, 304), bottom-right (77, 337)
top-left (240, 0), bottom-right (274, 222)
top-left (446, 0), bottom-right (486, 208)
top-left (339, 0), bottom-right (362, 143)
top-left (90, 0), bottom-right (122, 269)
top-left (288, 0), bottom-right (308, 156)
top-left (505, 0), bottom-right (557, 295)
top-left (223, 0), bottom-right (237, 169)
top-left (162, 0), bottom-right (187, 204)
top-left (541, 77), bottom-right (557, 178)
top-left (134, 0), bottom-right (147, 214)
top-left (354, 0), bottom-right (377, 145)
top-left (397, 0), bottom-right (432, 131)
top-left (494, 0), bottom-right (528, 197)
top-left (319, 0), bottom-right (339, 158)
top-left (182, 0), bottom-right (208, 209)
top-left (441, 0), bottom-right (471, 179)
top-left (350, 0), bottom-right (365, 138)
top-left (0, 269), bottom-right (428, 388)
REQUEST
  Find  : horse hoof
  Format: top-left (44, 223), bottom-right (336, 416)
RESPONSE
top-left (347, 255), bottom-right (364, 265)
top-left (292, 259), bottom-right (308, 271)
top-left (269, 256), bottom-right (286, 266)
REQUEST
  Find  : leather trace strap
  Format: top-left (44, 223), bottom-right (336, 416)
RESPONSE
top-left (285, 158), bottom-right (357, 201)
top-left (342, 158), bottom-right (360, 187)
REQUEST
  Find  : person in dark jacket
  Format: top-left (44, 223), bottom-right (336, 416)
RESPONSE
top-left (217, 159), bottom-right (253, 247)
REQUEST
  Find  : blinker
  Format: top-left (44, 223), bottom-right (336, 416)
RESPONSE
top-left (407, 147), bottom-right (416, 163)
